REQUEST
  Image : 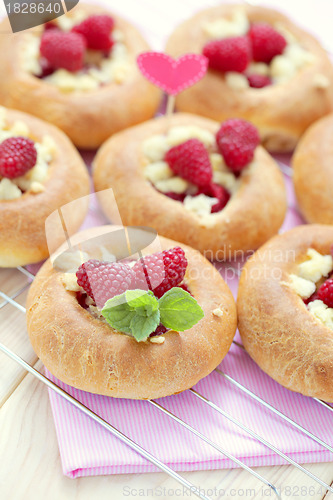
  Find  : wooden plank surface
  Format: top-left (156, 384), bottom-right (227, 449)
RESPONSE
top-left (0, 284), bottom-right (37, 407)
top-left (0, 359), bottom-right (332, 500)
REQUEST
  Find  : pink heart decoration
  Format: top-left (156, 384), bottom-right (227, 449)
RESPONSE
top-left (137, 52), bottom-right (208, 96)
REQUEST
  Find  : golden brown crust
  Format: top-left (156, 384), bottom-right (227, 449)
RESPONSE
top-left (92, 113), bottom-right (287, 259)
top-left (293, 113), bottom-right (333, 225)
top-left (237, 224), bottom-right (333, 401)
top-left (0, 108), bottom-right (90, 267)
top-left (166, 4), bottom-right (333, 152)
top-left (0, 4), bottom-right (161, 149)
top-left (26, 226), bottom-right (237, 399)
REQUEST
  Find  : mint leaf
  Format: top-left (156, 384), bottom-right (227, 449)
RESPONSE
top-left (101, 290), bottom-right (160, 342)
top-left (101, 300), bottom-right (135, 335)
top-left (159, 288), bottom-right (204, 331)
top-left (125, 289), bottom-right (159, 317)
top-left (130, 312), bottom-right (160, 342)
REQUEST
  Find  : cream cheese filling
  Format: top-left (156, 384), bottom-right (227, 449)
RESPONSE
top-left (283, 248), bottom-right (333, 329)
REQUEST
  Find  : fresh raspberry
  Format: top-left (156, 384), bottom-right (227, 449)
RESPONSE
top-left (0, 137), bottom-right (37, 179)
top-left (216, 119), bottom-right (260, 172)
top-left (72, 15), bottom-right (114, 51)
top-left (39, 58), bottom-right (55, 78)
top-left (247, 74), bottom-right (272, 88)
top-left (40, 31), bottom-right (86, 72)
top-left (133, 247), bottom-right (188, 298)
top-left (303, 290), bottom-right (319, 305)
top-left (317, 279), bottom-right (333, 308)
top-left (76, 259), bottom-right (135, 308)
top-left (162, 191), bottom-right (186, 202)
top-left (202, 36), bottom-right (251, 73)
top-left (199, 183), bottom-right (230, 213)
top-left (165, 139), bottom-right (212, 188)
top-left (150, 324), bottom-right (168, 337)
top-left (44, 22), bottom-right (58, 31)
top-left (211, 185), bottom-right (230, 213)
top-left (76, 291), bottom-right (89, 309)
top-left (249, 23), bottom-right (287, 64)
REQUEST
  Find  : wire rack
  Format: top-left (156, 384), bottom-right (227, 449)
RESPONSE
top-left (1, 210), bottom-right (333, 500)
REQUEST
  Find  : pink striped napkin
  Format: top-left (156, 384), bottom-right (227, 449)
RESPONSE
top-left (46, 356), bottom-right (333, 477)
top-left (45, 169), bottom-right (333, 478)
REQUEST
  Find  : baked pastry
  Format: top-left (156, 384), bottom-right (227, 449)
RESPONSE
top-left (0, 106), bottom-right (90, 267)
top-left (93, 113), bottom-right (287, 259)
top-left (238, 224), bottom-right (333, 401)
top-left (0, 3), bottom-right (161, 149)
top-left (166, 4), bottom-right (333, 152)
top-left (26, 225), bottom-right (237, 399)
top-left (293, 113), bottom-right (333, 225)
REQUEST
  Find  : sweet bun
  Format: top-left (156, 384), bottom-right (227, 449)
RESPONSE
top-left (293, 113), bottom-right (333, 225)
top-left (93, 113), bottom-right (287, 259)
top-left (166, 4), bottom-right (333, 152)
top-left (26, 225), bottom-right (237, 399)
top-left (0, 3), bottom-right (161, 149)
top-left (237, 224), bottom-right (333, 401)
top-left (0, 108), bottom-right (90, 267)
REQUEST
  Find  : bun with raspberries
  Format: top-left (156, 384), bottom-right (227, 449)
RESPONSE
top-left (166, 4), bottom-right (333, 152)
top-left (237, 224), bottom-right (333, 401)
top-left (293, 113), bottom-right (333, 225)
top-left (26, 225), bottom-right (237, 399)
top-left (0, 3), bottom-right (161, 149)
top-left (0, 107), bottom-right (89, 267)
top-left (93, 113), bottom-right (286, 259)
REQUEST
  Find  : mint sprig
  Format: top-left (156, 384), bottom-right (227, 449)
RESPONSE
top-left (101, 288), bottom-right (204, 342)
top-left (101, 290), bottom-right (160, 342)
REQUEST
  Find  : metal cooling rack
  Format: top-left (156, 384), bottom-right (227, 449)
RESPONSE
top-left (1, 250), bottom-right (333, 500)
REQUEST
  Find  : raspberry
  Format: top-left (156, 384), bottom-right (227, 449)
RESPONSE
top-left (76, 259), bottom-right (135, 308)
top-left (211, 185), bottom-right (230, 213)
top-left (72, 15), bottom-right (114, 51)
top-left (76, 291), bottom-right (89, 309)
top-left (162, 191), bottom-right (186, 202)
top-left (216, 119), bottom-right (260, 172)
top-left (165, 139), bottom-right (212, 188)
top-left (249, 23), bottom-right (287, 64)
top-left (247, 74), bottom-right (272, 88)
top-left (40, 31), bottom-right (86, 72)
top-left (39, 58), bottom-right (55, 78)
top-left (44, 22), bottom-right (58, 31)
top-left (198, 183), bottom-right (230, 213)
top-left (303, 290), bottom-right (319, 305)
top-left (317, 279), bottom-right (333, 308)
top-left (0, 137), bottom-right (37, 179)
top-left (150, 324), bottom-right (168, 337)
top-left (133, 247), bottom-right (188, 298)
top-left (202, 36), bottom-right (251, 73)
